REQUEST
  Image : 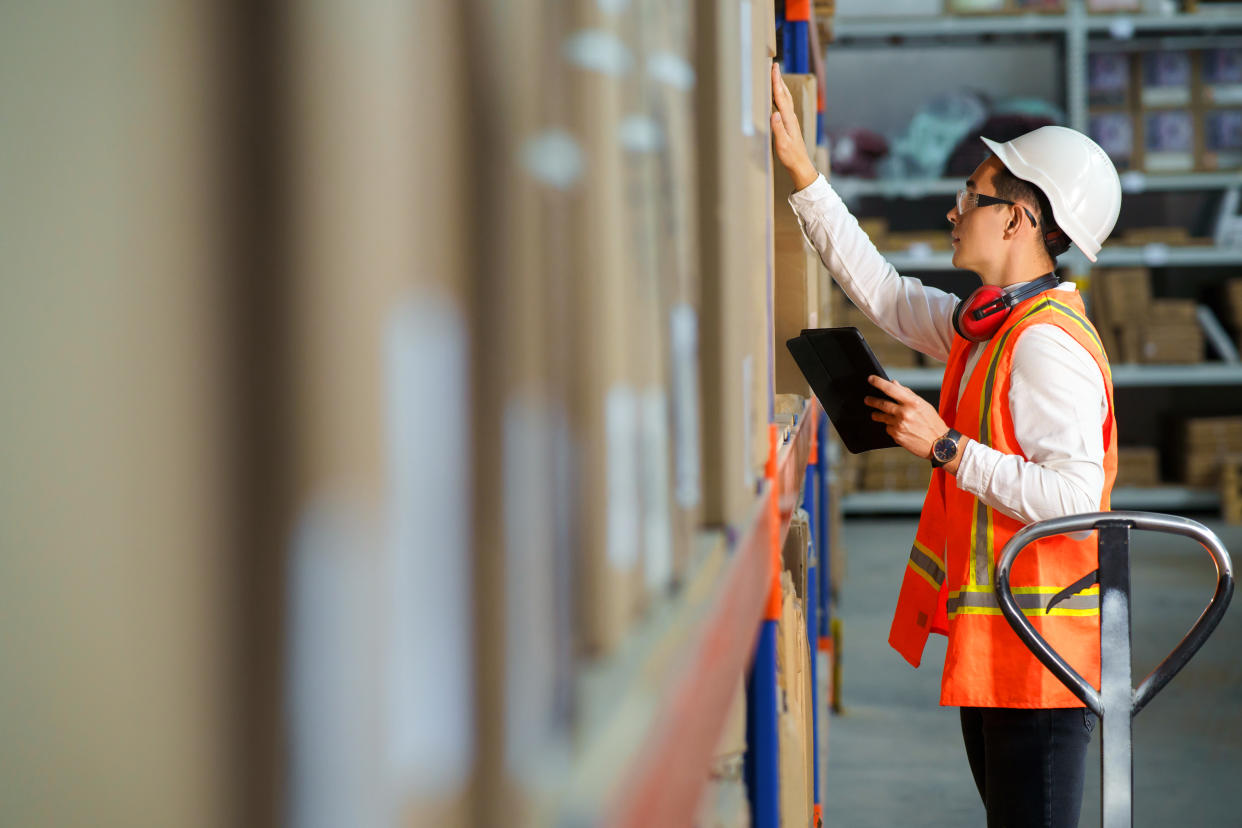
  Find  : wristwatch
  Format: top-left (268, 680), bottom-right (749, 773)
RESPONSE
top-left (930, 428), bottom-right (963, 469)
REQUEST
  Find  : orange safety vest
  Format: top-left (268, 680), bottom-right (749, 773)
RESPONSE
top-left (888, 289), bottom-right (1118, 708)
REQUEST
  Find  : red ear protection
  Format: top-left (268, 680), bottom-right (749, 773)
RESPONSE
top-left (952, 273), bottom-right (1061, 343)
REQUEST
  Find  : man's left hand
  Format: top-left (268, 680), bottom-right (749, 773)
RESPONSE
top-left (864, 375), bottom-right (948, 461)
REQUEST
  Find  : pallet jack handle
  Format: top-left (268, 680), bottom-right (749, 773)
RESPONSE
top-left (995, 511), bottom-right (1234, 828)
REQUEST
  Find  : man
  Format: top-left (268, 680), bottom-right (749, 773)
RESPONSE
top-left (771, 64), bottom-right (1122, 828)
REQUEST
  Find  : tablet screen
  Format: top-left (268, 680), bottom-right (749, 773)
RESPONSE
top-left (787, 327), bottom-right (899, 453)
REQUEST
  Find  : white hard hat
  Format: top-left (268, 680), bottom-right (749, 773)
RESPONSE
top-left (981, 126), bottom-right (1121, 262)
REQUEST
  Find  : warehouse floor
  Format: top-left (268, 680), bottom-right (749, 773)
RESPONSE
top-left (823, 514), bottom-right (1242, 828)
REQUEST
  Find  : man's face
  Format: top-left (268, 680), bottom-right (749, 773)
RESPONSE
top-left (947, 157), bottom-right (1015, 283)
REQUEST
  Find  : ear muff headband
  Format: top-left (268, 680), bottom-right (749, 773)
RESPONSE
top-left (952, 273), bottom-right (1061, 342)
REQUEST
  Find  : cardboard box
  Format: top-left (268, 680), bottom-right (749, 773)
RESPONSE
top-left (774, 74), bottom-right (820, 397)
top-left (1149, 298), bottom-right (1199, 324)
top-left (1089, 110), bottom-right (1137, 171)
top-left (566, 5), bottom-right (641, 655)
top-left (697, 0), bottom-right (778, 527)
top-left (1090, 267), bottom-right (1152, 329)
top-left (1223, 278), bottom-right (1242, 329)
top-left (1141, 50), bottom-right (1194, 108)
top-left (1116, 446), bottom-right (1161, 488)
top-left (1201, 48), bottom-right (1242, 106)
top-left (1200, 108), bottom-right (1242, 171)
top-left (1089, 53), bottom-right (1132, 108)
top-left (1182, 416), bottom-right (1242, 451)
top-left (777, 570), bottom-right (812, 828)
top-left (1138, 322), bottom-right (1203, 363)
top-left (1143, 109), bottom-right (1196, 173)
top-left (783, 511), bottom-right (811, 603)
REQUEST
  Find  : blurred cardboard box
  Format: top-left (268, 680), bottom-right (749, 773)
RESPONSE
top-left (1201, 47), bottom-right (1242, 106)
top-left (777, 570), bottom-right (812, 828)
top-left (1143, 109), bottom-right (1196, 173)
top-left (697, 0), bottom-right (778, 528)
top-left (774, 74), bottom-right (820, 398)
top-left (1090, 110), bottom-right (1137, 171)
top-left (1223, 278), bottom-right (1242, 329)
top-left (1137, 322), bottom-right (1203, 363)
top-left (1141, 50), bottom-right (1194, 108)
top-left (1089, 53), bottom-right (1132, 108)
top-left (1180, 417), bottom-right (1242, 486)
top-left (1200, 108), bottom-right (1242, 171)
top-left (1116, 446), bottom-right (1161, 488)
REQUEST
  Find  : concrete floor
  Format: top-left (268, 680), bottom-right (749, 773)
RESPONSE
top-left (821, 514), bottom-right (1242, 828)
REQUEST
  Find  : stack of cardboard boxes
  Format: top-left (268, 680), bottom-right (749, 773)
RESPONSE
top-left (697, 0), bottom-right (778, 531)
top-left (1116, 446), bottom-right (1162, 489)
top-left (1224, 278), bottom-right (1242, 351)
top-left (774, 72), bottom-right (823, 399)
top-left (1088, 47), bottom-right (1242, 174)
top-left (860, 448), bottom-right (934, 493)
top-left (1089, 267), bottom-right (1204, 364)
top-left (1179, 416), bottom-right (1242, 487)
top-left (777, 516), bottom-right (816, 828)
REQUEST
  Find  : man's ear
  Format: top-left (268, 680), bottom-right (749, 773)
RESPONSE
top-left (1005, 205), bottom-right (1023, 237)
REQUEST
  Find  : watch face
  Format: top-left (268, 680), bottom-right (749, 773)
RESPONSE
top-left (933, 436), bottom-right (957, 463)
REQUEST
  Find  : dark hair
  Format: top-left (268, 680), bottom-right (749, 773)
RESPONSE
top-left (990, 164), bottom-right (1071, 260)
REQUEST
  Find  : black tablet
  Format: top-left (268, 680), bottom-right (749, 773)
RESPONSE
top-left (786, 326), bottom-right (898, 454)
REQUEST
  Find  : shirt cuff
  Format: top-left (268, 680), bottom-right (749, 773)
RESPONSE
top-left (954, 438), bottom-right (997, 498)
top-left (787, 172), bottom-right (830, 209)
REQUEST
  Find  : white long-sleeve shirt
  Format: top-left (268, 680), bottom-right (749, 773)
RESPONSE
top-left (789, 174), bottom-right (1109, 525)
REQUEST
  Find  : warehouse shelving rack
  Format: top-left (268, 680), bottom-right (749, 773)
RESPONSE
top-left (550, 400), bottom-right (829, 827)
top-left (827, 1), bottom-right (1242, 269)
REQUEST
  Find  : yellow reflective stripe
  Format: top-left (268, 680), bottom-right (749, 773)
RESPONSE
top-left (1045, 299), bottom-right (1112, 383)
top-left (913, 539), bottom-right (944, 574)
top-left (910, 561), bottom-right (942, 591)
top-left (949, 607), bottom-right (1101, 618)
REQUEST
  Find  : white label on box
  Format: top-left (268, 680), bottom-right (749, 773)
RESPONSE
top-left (741, 1), bottom-right (754, 137)
top-left (521, 129), bottom-right (584, 191)
top-left (647, 52), bottom-right (696, 91)
top-left (1142, 87), bottom-right (1190, 107)
top-left (502, 395), bottom-right (562, 775)
top-left (383, 295), bottom-right (473, 797)
top-left (670, 304), bottom-right (702, 509)
top-left (641, 389), bottom-right (674, 592)
top-left (1144, 152), bottom-right (1195, 173)
top-left (562, 30), bottom-right (633, 78)
top-left (288, 498), bottom-right (386, 828)
top-left (742, 354), bottom-right (755, 489)
top-left (619, 114), bottom-right (665, 153)
top-left (1206, 86), bottom-right (1242, 106)
top-left (606, 386), bottom-right (642, 570)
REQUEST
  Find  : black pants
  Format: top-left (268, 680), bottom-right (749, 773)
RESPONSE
top-left (960, 706), bottom-right (1096, 828)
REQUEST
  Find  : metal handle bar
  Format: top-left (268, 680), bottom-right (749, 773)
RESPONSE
top-left (995, 511), bottom-right (1233, 718)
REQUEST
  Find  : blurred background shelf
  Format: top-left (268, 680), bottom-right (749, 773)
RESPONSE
top-left (890, 362), bottom-right (1242, 390)
top-left (843, 485), bottom-right (1221, 515)
top-left (577, 398), bottom-right (819, 828)
top-left (835, 170), bottom-right (1242, 201)
top-left (879, 245), bottom-right (1242, 271)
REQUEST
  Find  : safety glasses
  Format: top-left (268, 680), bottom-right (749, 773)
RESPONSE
top-left (956, 188), bottom-right (1038, 227)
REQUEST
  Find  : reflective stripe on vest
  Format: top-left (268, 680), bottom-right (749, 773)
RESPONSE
top-left (905, 540), bottom-right (947, 591)
top-left (947, 584), bottom-right (1101, 618)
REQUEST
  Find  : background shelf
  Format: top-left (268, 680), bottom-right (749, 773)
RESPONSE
top-left (842, 485), bottom-right (1221, 515)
